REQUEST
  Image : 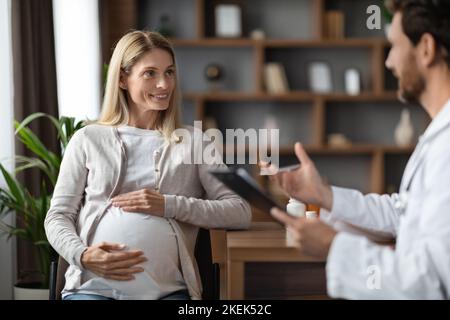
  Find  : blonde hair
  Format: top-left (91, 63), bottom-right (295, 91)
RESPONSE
top-left (97, 30), bottom-right (181, 140)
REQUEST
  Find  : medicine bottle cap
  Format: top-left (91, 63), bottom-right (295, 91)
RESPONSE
top-left (286, 198), bottom-right (306, 217)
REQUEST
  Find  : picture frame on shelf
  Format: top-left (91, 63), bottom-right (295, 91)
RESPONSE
top-left (264, 63), bottom-right (289, 94)
top-left (214, 3), bottom-right (242, 38)
top-left (308, 62), bottom-right (333, 93)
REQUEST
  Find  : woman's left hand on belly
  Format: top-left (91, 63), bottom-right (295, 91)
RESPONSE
top-left (111, 189), bottom-right (165, 217)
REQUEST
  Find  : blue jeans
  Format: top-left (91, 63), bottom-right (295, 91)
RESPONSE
top-left (63, 293), bottom-right (113, 300)
top-left (63, 290), bottom-right (190, 300)
top-left (160, 289), bottom-right (191, 300)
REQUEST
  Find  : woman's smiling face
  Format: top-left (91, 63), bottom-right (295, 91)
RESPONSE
top-left (122, 48), bottom-right (176, 112)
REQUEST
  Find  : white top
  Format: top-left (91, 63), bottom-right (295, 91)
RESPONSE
top-left (74, 126), bottom-right (187, 299)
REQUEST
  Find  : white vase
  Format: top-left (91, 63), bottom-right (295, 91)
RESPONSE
top-left (345, 68), bottom-right (361, 96)
top-left (394, 108), bottom-right (414, 146)
top-left (384, 23), bottom-right (391, 38)
top-left (261, 115), bottom-right (279, 147)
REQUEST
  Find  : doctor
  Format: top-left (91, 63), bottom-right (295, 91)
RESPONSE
top-left (267, 0), bottom-right (450, 299)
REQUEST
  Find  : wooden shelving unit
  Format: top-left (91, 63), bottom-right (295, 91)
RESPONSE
top-left (183, 91), bottom-right (398, 102)
top-left (171, 38), bottom-right (390, 48)
top-left (101, 0), bottom-right (430, 195)
top-left (227, 144), bottom-right (414, 156)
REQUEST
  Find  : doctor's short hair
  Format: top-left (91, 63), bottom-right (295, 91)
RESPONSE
top-left (98, 30), bottom-right (181, 141)
top-left (386, 0), bottom-right (450, 68)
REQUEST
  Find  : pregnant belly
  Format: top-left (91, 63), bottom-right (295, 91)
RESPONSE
top-left (84, 206), bottom-right (185, 299)
top-left (92, 206), bottom-right (177, 252)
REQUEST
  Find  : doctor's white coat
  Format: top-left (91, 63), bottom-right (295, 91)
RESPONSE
top-left (321, 100), bottom-right (450, 299)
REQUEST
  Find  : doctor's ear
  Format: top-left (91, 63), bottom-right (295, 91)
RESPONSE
top-left (418, 33), bottom-right (438, 68)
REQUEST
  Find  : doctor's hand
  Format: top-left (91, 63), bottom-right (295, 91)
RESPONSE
top-left (81, 242), bottom-right (147, 281)
top-left (260, 142), bottom-right (333, 211)
top-left (111, 188), bottom-right (165, 217)
top-left (271, 208), bottom-right (337, 260)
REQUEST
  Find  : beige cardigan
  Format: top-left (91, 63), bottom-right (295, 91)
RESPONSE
top-left (44, 124), bottom-right (251, 299)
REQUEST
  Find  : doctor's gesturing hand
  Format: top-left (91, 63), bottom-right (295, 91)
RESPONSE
top-left (111, 188), bottom-right (165, 217)
top-left (262, 142), bottom-right (333, 211)
top-left (271, 208), bottom-right (337, 260)
top-left (260, 142), bottom-right (338, 260)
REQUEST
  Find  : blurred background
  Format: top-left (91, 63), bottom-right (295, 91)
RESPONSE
top-left (0, 0), bottom-right (430, 299)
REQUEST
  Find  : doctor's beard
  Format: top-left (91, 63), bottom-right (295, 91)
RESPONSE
top-left (397, 53), bottom-right (426, 105)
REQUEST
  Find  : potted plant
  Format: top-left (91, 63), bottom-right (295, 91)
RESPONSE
top-left (382, 0), bottom-right (393, 38)
top-left (0, 113), bottom-right (85, 299)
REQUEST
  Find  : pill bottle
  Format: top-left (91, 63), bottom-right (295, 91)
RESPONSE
top-left (286, 198), bottom-right (306, 218)
top-left (286, 198), bottom-right (306, 246)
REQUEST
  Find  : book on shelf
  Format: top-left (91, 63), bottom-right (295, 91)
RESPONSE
top-left (325, 10), bottom-right (345, 39)
top-left (264, 63), bottom-right (289, 94)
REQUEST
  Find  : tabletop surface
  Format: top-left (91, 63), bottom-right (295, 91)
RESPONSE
top-left (226, 222), bottom-right (325, 262)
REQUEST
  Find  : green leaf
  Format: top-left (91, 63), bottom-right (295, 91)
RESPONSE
top-left (0, 163), bottom-right (25, 206)
top-left (14, 113), bottom-right (48, 135)
top-left (14, 121), bottom-right (61, 170)
top-left (0, 220), bottom-right (28, 240)
top-left (14, 156), bottom-right (56, 186)
top-left (47, 116), bottom-right (68, 147)
top-left (74, 120), bottom-right (85, 131)
top-left (34, 240), bottom-right (50, 246)
top-left (15, 113), bottom-right (68, 148)
top-left (103, 63), bottom-right (109, 87)
top-left (382, 0), bottom-right (393, 22)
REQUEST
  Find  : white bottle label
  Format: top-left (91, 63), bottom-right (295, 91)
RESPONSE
top-left (306, 211), bottom-right (318, 219)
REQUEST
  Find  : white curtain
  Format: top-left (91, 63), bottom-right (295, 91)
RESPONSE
top-left (0, 0), bottom-right (17, 300)
top-left (52, 0), bottom-right (101, 122)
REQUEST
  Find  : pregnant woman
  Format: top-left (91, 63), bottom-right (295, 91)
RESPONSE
top-left (44, 31), bottom-right (251, 300)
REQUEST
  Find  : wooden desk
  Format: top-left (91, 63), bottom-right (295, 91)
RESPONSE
top-left (211, 222), bottom-right (327, 300)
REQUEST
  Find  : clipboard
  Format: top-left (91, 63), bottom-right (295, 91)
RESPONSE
top-left (209, 167), bottom-right (286, 223)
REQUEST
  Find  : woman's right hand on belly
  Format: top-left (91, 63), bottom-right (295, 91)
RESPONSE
top-left (80, 242), bottom-right (147, 281)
